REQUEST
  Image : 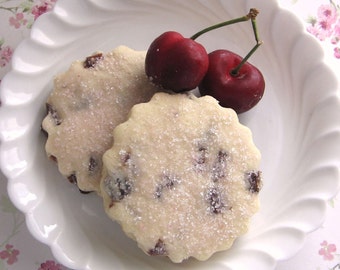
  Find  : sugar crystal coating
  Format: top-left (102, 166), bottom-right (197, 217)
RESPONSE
top-left (101, 92), bottom-right (262, 262)
top-left (42, 46), bottom-right (159, 192)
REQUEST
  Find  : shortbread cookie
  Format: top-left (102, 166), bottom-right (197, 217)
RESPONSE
top-left (101, 92), bottom-right (262, 262)
top-left (42, 46), bottom-right (158, 192)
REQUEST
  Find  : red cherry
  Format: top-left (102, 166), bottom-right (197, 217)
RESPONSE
top-left (199, 49), bottom-right (265, 114)
top-left (145, 31), bottom-right (209, 92)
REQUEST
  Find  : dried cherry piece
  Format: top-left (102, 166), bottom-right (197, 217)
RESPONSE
top-left (49, 155), bottom-right (57, 163)
top-left (148, 239), bottom-right (167, 256)
top-left (83, 53), bottom-right (103, 68)
top-left (120, 151), bottom-right (131, 165)
top-left (46, 103), bottom-right (62, 125)
top-left (206, 187), bottom-right (225, 214)
top-left (104, 174), bottom-right (132, 201)
top-left (245, 170), bottom-right (262, 193)
top-left (211, 150), bottom-right (228, 182)
top-left (88, 155), bottom-right (102, 175)
top-left (88, 157), bottom-right (97, 172)
top-left (193, 142), bottom-right (208, 172)
top-left (155, 173), bottom-right (179, 198)
top-left (67, 173), bottom-right (77, 185)
top-left (197, 145), bottom-right (208, 165)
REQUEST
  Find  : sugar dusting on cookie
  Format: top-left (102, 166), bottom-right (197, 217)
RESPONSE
top-left (101, 92), bottom-right (262, 262)
top-left (42, 46), bottom-right (159, 192)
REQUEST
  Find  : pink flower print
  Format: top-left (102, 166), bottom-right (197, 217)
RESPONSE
top-left (31, 0), bottom-right (57, 20)
top-left (307, 4), bottom-right (338, 41)
top-left (38, 260), bottom-right (65, 270)
top-left (334, 47), bottom-right (340, 59)
top-left (319, 240), bottom-right (337, 261)
top-left (0, 45), bottom-right (13, 67)
top-left (331, 20), bottom-right (340, 44)
top-left (9, 13), bottom-right (28, 29)
top-left (307, 22), bottom-right (332, 41)
top-left (307, 24), bottom-right (322, 39)
top-left (0, 244), bottom-right (20, 265)
top-left (317, 4), bottom-right (337, 25)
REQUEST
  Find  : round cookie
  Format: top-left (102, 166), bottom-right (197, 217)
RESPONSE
top-left (100, 92), bottom-right (262, 262)
top-left (42, 46), bottom-right (158, 192)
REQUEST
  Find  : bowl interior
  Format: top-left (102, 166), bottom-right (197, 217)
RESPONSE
top-left (1, 0), bottom-right (340, 269)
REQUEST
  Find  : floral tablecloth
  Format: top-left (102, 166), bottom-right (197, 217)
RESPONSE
top-left (0, 0), bottom-right (340, 269)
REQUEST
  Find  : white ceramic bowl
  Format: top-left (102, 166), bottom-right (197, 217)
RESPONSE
top-left (1, 0), bottom-right (340, 269)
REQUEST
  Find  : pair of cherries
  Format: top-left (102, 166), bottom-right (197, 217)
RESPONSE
top-left (145, 9), bottom-right (265, 114)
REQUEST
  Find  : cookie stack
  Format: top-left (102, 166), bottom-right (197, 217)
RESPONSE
top-left (42, 46), bottom-right (262, 263)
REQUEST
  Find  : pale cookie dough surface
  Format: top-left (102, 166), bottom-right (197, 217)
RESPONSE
top-left (101, 92), bottom-right (262, 263)
top-left (42, 46), bottom-right (158, 192)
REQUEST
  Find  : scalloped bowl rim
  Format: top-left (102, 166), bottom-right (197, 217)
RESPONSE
top-left (1, 0), bottom-right (340, 269)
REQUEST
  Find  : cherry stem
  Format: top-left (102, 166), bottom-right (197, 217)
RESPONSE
top-left (190, 8), bottom-right (260, 40)
top-left (231, 9), bottom-right (263, 76)
top-left (191, 8), bottom-right (263, 76)
top-left (230, 42), bottom-right (262, 75)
